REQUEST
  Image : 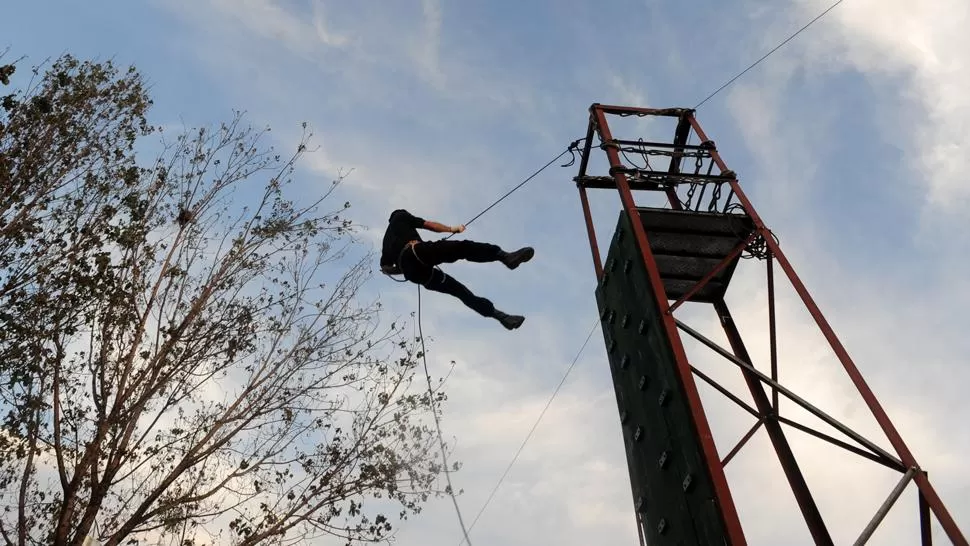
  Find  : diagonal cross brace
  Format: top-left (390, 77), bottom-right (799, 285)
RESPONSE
top-left (721, 418), bottom-right (765, 467)
top-left (674, 318), bottom-right (905, 472)
top-left (690, 363), bottom-right (760, 418)
top-left (853, 467), bottom-right (918, 545)
top-left (776, 415), bottom-right (904, 472)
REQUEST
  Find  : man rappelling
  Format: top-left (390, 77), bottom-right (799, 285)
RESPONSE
top-left (379, 209), bottom-right (534, 330)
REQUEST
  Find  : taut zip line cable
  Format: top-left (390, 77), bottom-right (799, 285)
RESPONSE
top-left (693, 0), bottom-right (846, 109)
top-left (383, 139), bottom-right (582, 282)
top-left (444, 139), bottom-right (584, 239)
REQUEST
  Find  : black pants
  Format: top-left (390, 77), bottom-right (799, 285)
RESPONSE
top-left (398, 240), bottom-right (503, 317)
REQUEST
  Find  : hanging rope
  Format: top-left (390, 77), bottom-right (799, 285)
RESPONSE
top-left (410, 137), bottom-right (585, 545)
top-left (417, 286), bottom-right (473, 545)
top-left (457, 319), bottom-right (599, 546)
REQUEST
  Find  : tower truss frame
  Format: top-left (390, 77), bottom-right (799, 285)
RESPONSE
top-left (575, 103), bottom-right (968, 545)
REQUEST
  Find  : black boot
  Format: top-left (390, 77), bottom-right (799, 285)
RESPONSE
top-left (499, 247), bottom-right (535, 270)
top-left (493, 309), bottom-right (525, 330)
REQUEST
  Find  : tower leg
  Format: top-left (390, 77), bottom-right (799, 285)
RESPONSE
top-left (714, 300), bottom-right (833, 546)
top-left (920, 486), bottom-right (933, 546)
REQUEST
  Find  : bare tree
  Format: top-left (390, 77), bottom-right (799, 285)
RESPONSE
top-left (0, 53), bottom-right (451, 546)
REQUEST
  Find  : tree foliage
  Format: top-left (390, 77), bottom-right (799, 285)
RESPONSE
top-left (0, 52), bottom-right (450, 546)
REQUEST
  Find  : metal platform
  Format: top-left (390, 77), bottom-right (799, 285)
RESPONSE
top-left (634, 207), bottom-right (755, 303)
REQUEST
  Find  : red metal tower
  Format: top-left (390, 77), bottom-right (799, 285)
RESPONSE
top-left (577, 103), bottom-right (968, 545)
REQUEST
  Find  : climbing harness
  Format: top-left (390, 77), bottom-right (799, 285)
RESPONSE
top-left (382, 240), bottom-right (447, 286)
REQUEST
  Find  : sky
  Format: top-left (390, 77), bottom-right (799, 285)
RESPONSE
top-left (5, 0), bottom-right (970, 544)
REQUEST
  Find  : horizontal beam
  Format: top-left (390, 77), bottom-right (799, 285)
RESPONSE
top-left (612, 168), bottom-right (728, 183)
top-left (609, 138), bottom-right (711, 151)
top-left (574, 175), bottom-right (665, 191)
top-left (593, 103), bottom-right (691, 117)
top-left (575, 172), bottom-right (732, 191)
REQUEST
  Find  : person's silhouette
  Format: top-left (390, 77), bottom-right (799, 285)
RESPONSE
top-left (379, 209), bottom-right (534, 330)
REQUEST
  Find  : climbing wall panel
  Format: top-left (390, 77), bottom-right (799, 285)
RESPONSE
top-left (595, 209), bottom-right (729, 545)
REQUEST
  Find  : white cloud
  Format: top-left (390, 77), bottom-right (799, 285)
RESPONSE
top-left (207, 0), bottom-right (336, 57)
top-left (783, 0), bottom-right (970, 215)
top-left (413, 0), bottom-right (445, 89)
top-left (388, 353), bottom-right (640, 545)
top-left (309, 0), bottom-right (351, 48)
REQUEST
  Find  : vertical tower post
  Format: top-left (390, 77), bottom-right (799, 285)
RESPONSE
top-left (576, 103), bottom-right (968, 545)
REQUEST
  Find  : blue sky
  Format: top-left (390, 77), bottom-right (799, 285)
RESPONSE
top-left (6, 0), bottom-right (970, 544)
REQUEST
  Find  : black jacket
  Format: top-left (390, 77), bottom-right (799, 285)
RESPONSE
top-left (379, 209), bottom-right (426, 273)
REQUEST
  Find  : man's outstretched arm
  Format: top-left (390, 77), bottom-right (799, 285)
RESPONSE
top-left (422, 220), bottom-right (465, 234)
